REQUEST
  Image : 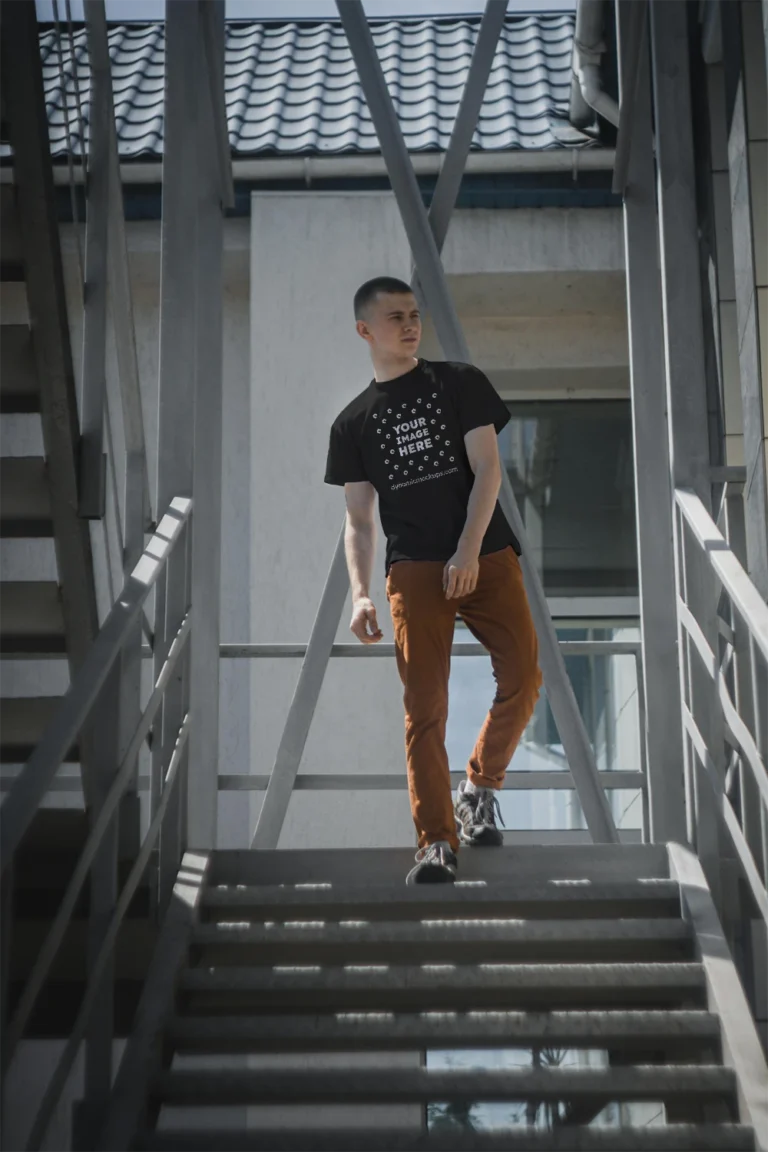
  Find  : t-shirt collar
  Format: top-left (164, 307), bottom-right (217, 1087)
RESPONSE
top-left (370, 358), bottom-right (425, 393)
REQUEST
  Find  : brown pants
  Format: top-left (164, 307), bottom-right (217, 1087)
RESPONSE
top-left (386, 545), bottom-right (542, 852)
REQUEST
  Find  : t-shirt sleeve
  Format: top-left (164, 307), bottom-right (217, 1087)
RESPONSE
top-left (324, 419), bottom-right (368, 486)
top-left (450, 364), bottom-right (511, 436)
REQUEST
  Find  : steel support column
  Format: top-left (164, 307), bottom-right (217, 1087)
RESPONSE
top-left (650, 0), bottom-right (726, 901)
top-left (721, 0), bottom-right (768, 600)
top-left (188, 0), bottom-right (227, 850)
top-left (156, 0), bottom-right (228, 857)
top-left (650, 1), bottom-right (714, 506)
top-left (79, 12), bottom-right (109, 521)
top-left (338, 0), bottom-right (617, 844)
top-left (616, 0), bottom-right (686, 844)
top-left (154, 1), bottom-right (200, 886)
top-left (83, 0), bottom-right (147, 870)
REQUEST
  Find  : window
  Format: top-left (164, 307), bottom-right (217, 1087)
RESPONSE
top-left (499, 401), bottom-right (637, 596)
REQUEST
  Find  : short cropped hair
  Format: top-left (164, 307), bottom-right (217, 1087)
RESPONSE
top-left (353, 276), bottom-right (414, 320)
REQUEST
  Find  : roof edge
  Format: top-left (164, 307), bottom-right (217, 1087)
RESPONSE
top-left (1, 147), bottom-right (616, 186)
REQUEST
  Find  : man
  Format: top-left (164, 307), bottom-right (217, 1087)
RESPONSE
top-left (324, 276), bottom-right (542, 885)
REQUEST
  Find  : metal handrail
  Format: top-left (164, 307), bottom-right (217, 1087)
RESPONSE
top-left (0, 498), bottom-right (191, 871)
top-left (220, 640), bottom-right (643, 658)
top-left (0, 497), bottom-right (192, 1149)
top-left (25, 713), bottom-right (191, 1152)
top-left (3, 640), bottom-right (647, 843)
top-left (674, 487), bottom-right (768, 926)
top-left (2, 610), bottom-right (191, 1070)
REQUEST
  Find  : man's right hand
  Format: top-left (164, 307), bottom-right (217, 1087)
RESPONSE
top-left (350, 597), bottom-right (383, 644)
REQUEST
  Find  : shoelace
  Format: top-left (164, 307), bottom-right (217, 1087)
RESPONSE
top-left (475, 790), bottom-right (506, 828)
top-left (415, 842), bottom-right (451, 864)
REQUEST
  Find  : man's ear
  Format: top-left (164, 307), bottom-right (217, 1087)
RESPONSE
top-left (356, 319), bottom-right (372, 344)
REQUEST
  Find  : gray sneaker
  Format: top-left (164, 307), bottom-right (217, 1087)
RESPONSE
top-left (405, 841), bottom-right (458, 885)
top-left (454, 779), bottom-right (505, 846)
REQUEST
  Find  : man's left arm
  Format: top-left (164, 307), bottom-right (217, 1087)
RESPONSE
top-left (443, 425), bottom-right (501, 599)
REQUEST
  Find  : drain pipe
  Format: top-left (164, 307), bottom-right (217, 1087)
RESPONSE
top-left (570, 0), bottom-right (620, 129)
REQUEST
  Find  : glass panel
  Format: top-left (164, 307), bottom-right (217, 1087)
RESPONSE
top-left (499, 401), bottom-right (638, 596)
top-left (446, 622), bottom-right (643, 835)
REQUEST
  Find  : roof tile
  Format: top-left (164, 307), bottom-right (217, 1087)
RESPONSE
top-left (23, 14), bottom-right (588, 161)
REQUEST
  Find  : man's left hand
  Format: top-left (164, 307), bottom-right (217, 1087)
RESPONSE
top-left (443, 546), bottom-right (480, 599)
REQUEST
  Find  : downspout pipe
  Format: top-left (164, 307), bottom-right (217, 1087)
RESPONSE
top-left (570, 0), bottom-right (620, 130)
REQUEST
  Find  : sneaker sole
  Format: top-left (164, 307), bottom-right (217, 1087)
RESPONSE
top-left (457, 822), bottom-right (504, 847)
top-left (405, 861), bottom-right (457, 886)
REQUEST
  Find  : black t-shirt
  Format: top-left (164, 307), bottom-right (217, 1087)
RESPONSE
top-left (324, 358), bottom-right (521, 576)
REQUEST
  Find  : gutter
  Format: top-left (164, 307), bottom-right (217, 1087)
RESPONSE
top-left (570, 0), bottom-right (620, 130)
top-left (0, 148), bottom-right (616, 186)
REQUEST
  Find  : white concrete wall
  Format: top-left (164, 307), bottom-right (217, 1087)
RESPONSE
top-left (248, 192), bottom-right (416, 849)
top-left (424, 207), bottom-right (630, 400)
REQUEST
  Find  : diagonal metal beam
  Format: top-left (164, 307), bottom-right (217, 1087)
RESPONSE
top-left (251, 5), bottom-right (507, 853)
top-left (338, 0), bottom-right (618, 845)
top-left (415, 0), bottom-right (508, 266)
top-left (251, 524), bottom-right (350, 849)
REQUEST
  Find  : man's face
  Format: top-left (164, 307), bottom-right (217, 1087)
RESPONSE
top-left (357, 292), bottom-right (422, 357)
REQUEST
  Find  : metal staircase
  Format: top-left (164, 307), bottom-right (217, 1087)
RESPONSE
top-left (0, 165), bottom-right (97, 776)
top-left (99, 843), bottom-right (765, 1151)
top-left (2, 2), bottom-right (768, 1150)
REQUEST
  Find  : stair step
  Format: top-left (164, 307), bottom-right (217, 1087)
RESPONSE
top-left (0, 325), bottom-right (38, 413)
top-left (201, 880), bottom-right (683, 923)
top-left (0, 696), bottom-right (78, 762)
top-left (151, 1064), bottom-right (736, 1108)
top-left (0, 457), bottom-right (52, 537)
top-left (139, 1124), bottom-right (757, 1152)
top-left (190, 919), bottom-right (693, 966)
top-left (179, 963), bottom-right (706, 1012)
top-left (0, 580), bottom-right (65, 654)
top-left (208, 845), bottom-right (669, 887)
top-left (168, 1008), bottom-right (722, 1057)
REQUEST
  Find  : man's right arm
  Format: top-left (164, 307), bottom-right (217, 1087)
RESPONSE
top-left (344, 481), bottom-right (383, 644)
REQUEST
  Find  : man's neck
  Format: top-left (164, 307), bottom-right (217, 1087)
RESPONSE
top-left (371, 351), bottom-right (419, 383)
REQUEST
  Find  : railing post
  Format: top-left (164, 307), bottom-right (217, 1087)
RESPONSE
top-left (158, 525), bottom-right (188, 915)
top-left (676, 504), bottom-right (725, 910)
top-left (746, 635), bottom-right (768, 1032)
top-left (77, 660), bottom-right (121, 1148)
top-left (0, 859), bottom-right (13, 1149)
